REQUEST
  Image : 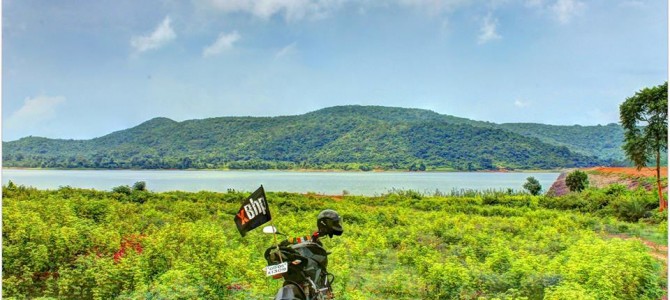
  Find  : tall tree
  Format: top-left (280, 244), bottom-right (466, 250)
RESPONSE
top-left (620, 82), bottom-right (668, 211)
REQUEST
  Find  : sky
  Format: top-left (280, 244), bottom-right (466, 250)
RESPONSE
top-left (2, 0), bottom-right (667, 141)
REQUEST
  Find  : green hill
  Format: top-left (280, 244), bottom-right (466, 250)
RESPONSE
top-left (499, 123), bottom-right (667, 166)
top-left (499, 123), bottom-right (625, 162)
top-left (2, 105), bottom-right (610, 170)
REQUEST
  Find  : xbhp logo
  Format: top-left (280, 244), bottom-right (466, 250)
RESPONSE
top-left (239, 197), bottom-right (267, 225)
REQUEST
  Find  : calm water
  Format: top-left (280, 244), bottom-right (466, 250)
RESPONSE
top-left (2, 169), bottom-right (559, 196)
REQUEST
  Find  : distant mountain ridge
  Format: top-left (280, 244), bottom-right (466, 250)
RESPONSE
top-left (2, 105), bottom-right (623, 170)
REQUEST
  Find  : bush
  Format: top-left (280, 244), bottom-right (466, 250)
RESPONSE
top-left (3, 187), bottom-right (665, 299)
top-left (643, 209), bottom-right (668, 224)
top-left (358, 165), bottom-right (372, 171)
top-left (424, 261), bottom-right (471, 299)
top-left (565, 170), bottom-right (589, 192)
top-left (132, 181), bottom-right (147, 191)
top-left (611, 192), bottom-right (657, 222)
top-left (544, 282), bottom-right (595, 300)
top-left (112, 185), bottom-right (132, 195)
top-left (539, 193), bottom-right (590, 212)
top-left (604, 184), bottom-right (628, 196)
top-left (552, 237), bottom-right (663, 299)
top-left (523, 176), bottom-right (542, 195)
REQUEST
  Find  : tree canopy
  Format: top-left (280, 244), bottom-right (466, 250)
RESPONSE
top-left (566, 170), bottom-right (589, 193)
top-left (523, 176), bottom-right (542, 195)
top-left (620, 82), bottom-right (668, 210)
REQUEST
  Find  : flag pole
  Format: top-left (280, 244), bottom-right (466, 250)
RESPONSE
top-left (264, 185), bottom-right (283, 264)
top-left (270, 218), bottom-right (283, 263)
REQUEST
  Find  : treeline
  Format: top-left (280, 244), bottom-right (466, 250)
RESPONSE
top-left (2, 183), bottom-right (665, 299)
top-left (3, 106), bottom-right (615, 171)
top-left (0, 154), bottom-right (442, 171)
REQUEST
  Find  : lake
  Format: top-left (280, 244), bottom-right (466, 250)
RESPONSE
top-left (1, 169), bottom-right (560, 196)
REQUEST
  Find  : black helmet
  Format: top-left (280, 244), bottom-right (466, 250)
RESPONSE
top-left (317, 209), bottom-right (343, 238)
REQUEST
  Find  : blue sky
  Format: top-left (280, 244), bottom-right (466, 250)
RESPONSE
top-left (2, 0), bottom-right (667, 141)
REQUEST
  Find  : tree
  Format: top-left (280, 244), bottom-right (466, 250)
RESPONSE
top-left (523, 176), bottom-right (542, 195)
top-left (566, 170), bottom-right (588, 192)
top-left (133, 181), bottom-right (147, 191)
top-left (620, 82), bottom-right (668, 211)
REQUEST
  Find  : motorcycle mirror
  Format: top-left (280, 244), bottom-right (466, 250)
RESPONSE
top-left (262, 226), bottom-right (279, 235)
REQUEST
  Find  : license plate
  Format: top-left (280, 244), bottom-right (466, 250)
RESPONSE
top-left (265, 262), bottom-right (288, 276)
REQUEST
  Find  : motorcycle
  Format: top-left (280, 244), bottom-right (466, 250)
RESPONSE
top-left (262, 226), bottom-right (335, 300)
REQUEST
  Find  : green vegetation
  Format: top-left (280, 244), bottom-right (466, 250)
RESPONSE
top-left (523, 176), bottom-right (542, 195)
top-left (620, 82), bottom-right (668, 210)
top-left (499, 123), bottom-right (627, 163)
top-left (3, 183), bottom-right (665, 300)
top-left (566, 170), bottom-right (589, 192)
top-left (2, 106), bottom-right (610, 171)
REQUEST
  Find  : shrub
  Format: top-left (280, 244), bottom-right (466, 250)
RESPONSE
top-left (3, 187), bottom-right (666, 299)
top-left (580, 188), bottom-right (612, 212)
top-left (132, 181), bottom-right (147, 191)
top-left (358, 165), bottom-right (372, 171)
top-left (611, 192), bottom-right (657, 222)
top-left (565, 170), bottom-right (589, 192)
top-left (544, 282), bottom-right (595, 300)
top-left (424, 261), bottom-right (471, 299)
top-left (604, 184), bottom-right (628, 196)
top-left (523, 177), bottom-right (542, 195)
top-left (129, 190), bottom-right (149, 204)
top-left (552, 237), bottom-right (663, 299)
top-left (539, 193), bottom-right (590, 212)
top-left (112, 185), bottom-right (132, 195)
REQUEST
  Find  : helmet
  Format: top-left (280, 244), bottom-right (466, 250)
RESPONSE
top-left (317, 209), bottom-right (343, 238)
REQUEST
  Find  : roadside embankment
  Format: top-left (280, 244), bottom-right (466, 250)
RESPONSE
top-left (547, 167), bottom-right (668, 197)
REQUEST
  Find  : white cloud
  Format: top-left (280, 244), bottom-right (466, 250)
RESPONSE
top-left (478, 14), bottom-right (501, 44)
top-left (5, 96), bottom-right (66, 132)
top-left (202, 0), bottom-right (340, 21)
top-left (203, 31), bottom-right (240, 57)
top-left (275, 42), bottom-right (298, 58)
top-left (551, 0), bottom-right (585, 24)
top-left (130, 16), bottom-right (176, 53)
top-left (514, 99), bottom-right (529, 108)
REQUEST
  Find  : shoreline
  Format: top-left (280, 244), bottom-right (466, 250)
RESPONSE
top-left (1, 167), bottom-right (565, 173)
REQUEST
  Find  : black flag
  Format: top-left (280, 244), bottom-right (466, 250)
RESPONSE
top-left (234, 185), bottom-right (272, 237)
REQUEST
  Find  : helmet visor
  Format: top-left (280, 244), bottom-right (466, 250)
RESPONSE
top-left (330, 218), bottom-right (343, 235)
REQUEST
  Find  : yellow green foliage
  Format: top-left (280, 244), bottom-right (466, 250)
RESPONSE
top-left (2, 185), bottom-right (664, 299)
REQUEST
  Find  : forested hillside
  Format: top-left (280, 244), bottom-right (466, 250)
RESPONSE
top-left (499, 123), bottom-right (625, 161)
top-left (499, 123), bottom-right (668, 166)
top-left (2, 106), bottom-right (615, 170)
